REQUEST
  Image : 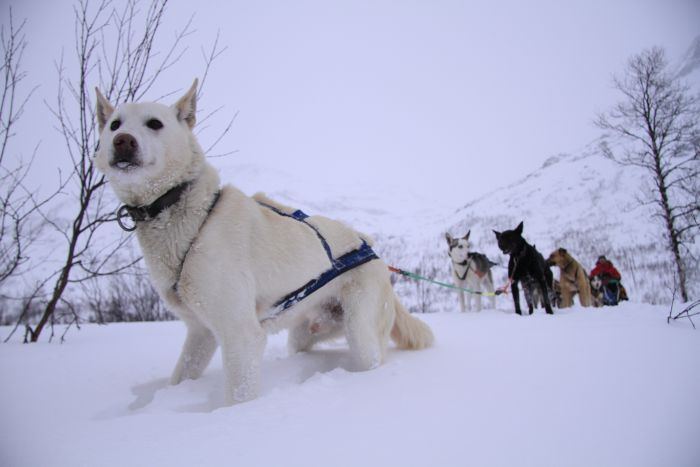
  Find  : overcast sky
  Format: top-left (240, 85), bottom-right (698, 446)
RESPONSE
top-left (6, 0), bottom-right (700, 205)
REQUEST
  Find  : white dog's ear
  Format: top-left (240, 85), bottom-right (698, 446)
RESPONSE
top-left (95, 88), bottom-right (114, 132)
top-left (175, 78), bottom-right (199, 129)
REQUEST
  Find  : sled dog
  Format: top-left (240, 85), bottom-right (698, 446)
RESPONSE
top-left (493, 222), bottom-right (554, 315)
top-left (94, 80), bottom-right (434, 405)
top-left (445, 232), bottom-right (496, 312)
top-left (590, 275), bottom-right (605, 307)
top-left (546, 248), bottom-right (592, 307)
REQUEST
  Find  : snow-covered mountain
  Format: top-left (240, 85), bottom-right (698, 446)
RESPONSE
top-left (434, 147), bottom-right (695, 306)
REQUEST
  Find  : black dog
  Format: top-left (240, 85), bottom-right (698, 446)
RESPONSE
top-left (493, 222), bottom-right (554, 315)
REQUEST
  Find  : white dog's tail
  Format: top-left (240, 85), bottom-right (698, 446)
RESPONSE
top-left (390, 295), bottom-right (434, 350)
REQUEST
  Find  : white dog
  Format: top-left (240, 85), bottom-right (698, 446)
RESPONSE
top-left (94, 80), bottom-right (433, 405)
top-left (445, 232), bottom-right (496, 312)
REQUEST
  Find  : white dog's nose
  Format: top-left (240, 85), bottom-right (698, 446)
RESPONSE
top-left (114, 133), bottom-right (138, 152)
top-left (112, 133), bottom-right (139, 168)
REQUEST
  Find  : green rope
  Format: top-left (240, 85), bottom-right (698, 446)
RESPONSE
top-left (388, 266), bottom-right (508, 296)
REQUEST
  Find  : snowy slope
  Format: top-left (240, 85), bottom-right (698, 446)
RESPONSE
top-left (399, 149), bottom-right (693, 308)
top-left (437, 148), bottom-right (688, 305)
top-left (1, 304), bottom-right (699, 467)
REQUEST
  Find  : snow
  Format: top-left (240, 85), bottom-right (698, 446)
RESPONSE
top-left (2, 303), bottom-right (700, 467)
top-left (1, 4), bottom-right (699, 466)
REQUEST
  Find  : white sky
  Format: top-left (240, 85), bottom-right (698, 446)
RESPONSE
top-left (5, 0), bottom-right (700, 204)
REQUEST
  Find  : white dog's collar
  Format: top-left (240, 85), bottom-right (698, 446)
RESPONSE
top-left (116, 181), bottom-right (192, 231)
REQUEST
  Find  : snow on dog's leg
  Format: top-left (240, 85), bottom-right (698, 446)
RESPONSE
top-left (216, 316), bottom-right (266, 405)
top-left (341, 266), bottom-right (393, 371)
top-left (465, 286), bottom-right (474, 312)
top-left (343, 298), bottom-right (384, 371)
top-left (169, 318), bottom-right (218, 385)
top-left (288, 318), bottom-right (316, 354)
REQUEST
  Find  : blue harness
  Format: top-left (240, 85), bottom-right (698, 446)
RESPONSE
top-left (258, 203), bottom-right (379, 323)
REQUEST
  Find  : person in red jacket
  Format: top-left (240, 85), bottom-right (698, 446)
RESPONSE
top-left (590, 256), bottom-right (624, 305)
top-left (589, 256), bottom-right (621, 283)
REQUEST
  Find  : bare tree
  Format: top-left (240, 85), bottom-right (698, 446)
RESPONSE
top-left (0, 8), bottom-right (66, 337)
top-left (596, 47), bottom-right (700, 302)
top-left (0, 9), bottom-right (41, 288)
top-left (19, 0), bottom-right (230, 342)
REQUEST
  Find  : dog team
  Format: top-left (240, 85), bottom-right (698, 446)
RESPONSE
top-left (95, 80), bottom-right (626, 405)
top-left (447, 221), bottom-right (627, 315)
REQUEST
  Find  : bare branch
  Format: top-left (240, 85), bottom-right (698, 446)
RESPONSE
top-left (17, 0), bottom-right (235, 342)
top-left (596, 46), bottom-right (700, 302)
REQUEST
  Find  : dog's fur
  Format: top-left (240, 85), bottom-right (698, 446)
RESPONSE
top-left (493, 222), bottom-right (554, 315)
top-left (445, 232), bottom-right (496, 312)
top-left (551, 278), bottom-right (562, 308)
top-left (521, 277), bottom-right (562, 309)
top-left (521, 275), bottom-right (544, 309)
top-left (590, 275), bottom-right (605, 307)
top-left (546, 248), bottom-right (592, 307)
top-left (94, 80), bottom-right (433, 405)
top-left (590, 275), bottom-right (627, 306)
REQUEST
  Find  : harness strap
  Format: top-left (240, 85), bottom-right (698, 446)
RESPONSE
top-left (454, 260), bottom-right (471, 281)
top-left (257, 203), bottom-right (379, 322)
top-left (172, 190), bottom-right (222, 292)
top-left (261, 241), bottom-right (378, 323)
top-left (257, 202), bottom-right (336, 266)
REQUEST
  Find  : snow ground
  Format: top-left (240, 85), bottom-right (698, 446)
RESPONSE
top-left (2, 303), bottom-right (699, 467)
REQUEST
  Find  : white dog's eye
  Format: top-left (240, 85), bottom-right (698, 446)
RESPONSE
top-left (110, 119), bottom-right (121, 131)
top-left (146, 118), bottom-right (163, 130)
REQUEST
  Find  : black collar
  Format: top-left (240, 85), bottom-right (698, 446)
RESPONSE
top-left (116, 181), bottom-right (191, 232)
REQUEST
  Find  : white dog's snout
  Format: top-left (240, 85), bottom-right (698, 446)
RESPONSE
top-left (113, 132), bottom-right (138, 152)
top-left (111, 133), bottom-right (140, 168)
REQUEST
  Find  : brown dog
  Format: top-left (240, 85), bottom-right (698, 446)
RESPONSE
top-left (546, 248), bottom-right (592, 307)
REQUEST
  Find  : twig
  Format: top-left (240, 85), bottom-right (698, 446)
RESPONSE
top-left (668, 298), bottom-right (700, 329)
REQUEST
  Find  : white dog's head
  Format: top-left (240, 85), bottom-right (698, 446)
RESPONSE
top-left (445, 231), bottom-right (471, 264)
top-left (94, 79), bottom-right (204, 206)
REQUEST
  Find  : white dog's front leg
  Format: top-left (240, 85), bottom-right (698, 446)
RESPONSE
top-left (466, 286), bottom-right (477, 312)
top-left (473, 284), bottom-right (482, 312)
top-left (458, 289), bottom-right (467, 313)
top-left (170, 319), bottom-right (218, 385)
top-left (218, 320), bottom-right (267, 405)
